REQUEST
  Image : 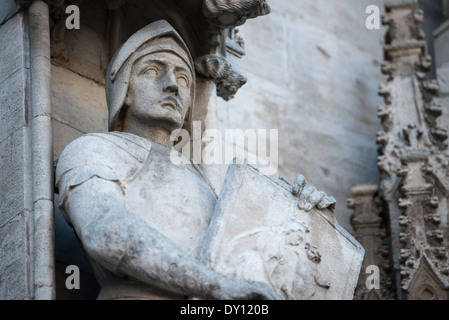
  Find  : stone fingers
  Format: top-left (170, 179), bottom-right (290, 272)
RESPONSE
top-left (317, 196), bottom-right (337, 212)
top-left (293, 174), bottom-right (336, 213)
top-left (292, 174), bottom-right (306, 196)
top-left (298, 186), bottom-right (325, 212)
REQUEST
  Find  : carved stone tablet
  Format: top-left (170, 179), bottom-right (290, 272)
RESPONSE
top-left (199, 162), bottom-right (365, 300)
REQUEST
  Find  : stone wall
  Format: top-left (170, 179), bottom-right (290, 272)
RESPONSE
top-left (435, 19), bottom-right (449, 132)
top-left (217, 0), bottom-right (388, 231)
top-left (0, 3), bottom-right (33, 299)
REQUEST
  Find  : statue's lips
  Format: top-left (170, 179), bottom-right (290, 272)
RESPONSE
top-left (160, 97), bottom-right (181, 113)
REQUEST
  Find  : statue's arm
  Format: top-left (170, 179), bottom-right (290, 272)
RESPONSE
top-left (63, 176), bottom-right (281, 300)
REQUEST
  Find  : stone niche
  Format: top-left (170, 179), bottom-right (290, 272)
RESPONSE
top-left (0, 0), bottom-right (364, 300)
top-left (50, 0), bottom-right (214, 300)
top-left (50, 0), bottom-right (271, 300)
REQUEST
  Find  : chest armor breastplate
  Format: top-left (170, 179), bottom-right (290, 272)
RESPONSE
top-left (124, 142), bottom-right (217, 256)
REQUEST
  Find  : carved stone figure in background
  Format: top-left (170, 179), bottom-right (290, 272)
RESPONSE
top-left (55, 20), bottom-right (335, 300)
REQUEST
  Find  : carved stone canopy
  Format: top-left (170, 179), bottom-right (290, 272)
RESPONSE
top-left (25, 0), bottom-right (266, 101)
top-left (203, 0), bottom-right (271, 29)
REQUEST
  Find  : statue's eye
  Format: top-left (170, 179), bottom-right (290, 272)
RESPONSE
top-left (141, 66), bottom-right (159, 78)
top-left (177, 74), bottom-right (190, 88)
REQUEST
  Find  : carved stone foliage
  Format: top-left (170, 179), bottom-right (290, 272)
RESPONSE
top-left (195, 54), bottom-right (247, 101)
top-left (348, 185), bottom-right (393, 300)
top-left (358, 0), bottom-right (449, 300)
top-left (203, 0), bottom-right (271, 29)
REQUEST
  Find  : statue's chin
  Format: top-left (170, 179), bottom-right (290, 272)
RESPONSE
top-left (147, 115), bottom-right (184, 133)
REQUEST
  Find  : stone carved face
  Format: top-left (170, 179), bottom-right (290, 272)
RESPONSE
top-left (125, 52), bottom-right (193, 128)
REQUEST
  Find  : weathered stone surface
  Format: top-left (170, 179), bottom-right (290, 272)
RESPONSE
top-left (0, 13), bottom-right (26, 85)
top-left (0, 211), bottom-right (31, 300)
top-left (52, 24), bottom-right (108, 85)
top-left (51, 65), bottom-right (108, 136)
top-left (438, 63), bottom-right (449, 95)
top-left (53, 119), bottom-right (84, 161)
top-left (0, 127), bottom-right (31, 228)
top-left (0, 70), bottom-right (27, 144)
top-left (0, 7), bottom-right (30, 301)
top-left (0, 0), bottom-right (19, 26)
top-left (217, 0), bottom-right (387, 232)
top-left (0, 13), bottom-right (27, 143)
top-left (438, 64), bottom-right (449, 126)
top-left (432, 15), bottom-right (449, 71)
top-left (435, 21), bottom-right (449, 121)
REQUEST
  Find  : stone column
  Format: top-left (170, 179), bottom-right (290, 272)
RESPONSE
top-left (348, 185), bottom-right (392, 300)
top-left (28, 0), bottom-right (55, 300)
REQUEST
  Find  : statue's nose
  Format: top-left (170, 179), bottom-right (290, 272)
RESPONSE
top-left (163, 71), bottom-right (179, 95)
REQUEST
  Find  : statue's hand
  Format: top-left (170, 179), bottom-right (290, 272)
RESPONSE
top-left (291, 174), bottom-right (336, 212)
top-left (216, 278), bottom-right (283, 300)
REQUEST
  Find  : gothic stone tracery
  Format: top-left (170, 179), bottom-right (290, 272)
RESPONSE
top-left (351, 0), bottom-right (449, 300)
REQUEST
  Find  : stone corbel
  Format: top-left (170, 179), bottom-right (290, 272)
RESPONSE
top-left (348, 184), bottom-right (382, 228)
top-left (195, 54), bottom-right (247, 101)
top-left (203, 0), bottom-right (271, 29)
top-left (50, 0), bottom-right (71, 64)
